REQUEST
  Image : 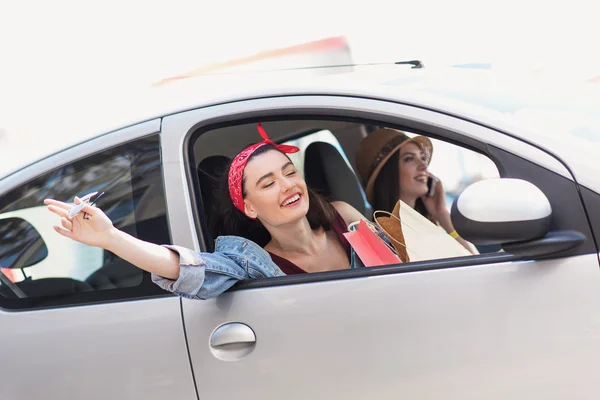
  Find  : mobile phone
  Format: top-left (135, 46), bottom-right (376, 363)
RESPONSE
top-left (426, 174), bottom-right (439, 197)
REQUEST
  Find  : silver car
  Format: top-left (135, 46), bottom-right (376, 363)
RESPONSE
top-left (1, 66), bottom-right (599, 399)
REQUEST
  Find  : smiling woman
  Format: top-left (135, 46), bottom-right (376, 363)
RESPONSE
top-left (44, 124), bottom-right (366, 300)
top-left (356, 128), bottom-right (478, 254)
top-left (209, 138), bottom-right (356, 275)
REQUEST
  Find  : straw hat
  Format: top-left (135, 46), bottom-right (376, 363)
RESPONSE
top-left (356, 128), bottom-right (433, 204)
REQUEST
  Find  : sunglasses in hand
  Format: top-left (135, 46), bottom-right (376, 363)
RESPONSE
top-left (67, 191), bottom-right (105, 219)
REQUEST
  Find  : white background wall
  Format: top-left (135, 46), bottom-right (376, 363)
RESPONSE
top-left (1, 0), bottom-right (598, 175)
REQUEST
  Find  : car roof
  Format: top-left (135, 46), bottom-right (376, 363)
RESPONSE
top-left (75, 64), bottom-right (600, 138)
top-left (3, 65), bottom-right (599, 184)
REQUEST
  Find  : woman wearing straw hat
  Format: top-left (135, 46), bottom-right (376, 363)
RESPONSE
top-left (356, 128), bottom-right (477, 254)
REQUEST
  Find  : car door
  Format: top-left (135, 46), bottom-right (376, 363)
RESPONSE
top-left (161, 94), bottom-right (600, 400)
top-left (0, 120), bottom-right (196, 400)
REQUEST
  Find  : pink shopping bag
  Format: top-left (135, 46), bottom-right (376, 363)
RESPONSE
top-left (343, 220), bottom-right (401, 267)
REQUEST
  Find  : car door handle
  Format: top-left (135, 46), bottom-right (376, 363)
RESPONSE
top-left (210, 323), bottom-right (256, 348)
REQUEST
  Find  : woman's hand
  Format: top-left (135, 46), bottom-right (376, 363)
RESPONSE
top-left (44, 197), bottom-right (116, 249)
top-left (420, 178), bottom-right (449, 222)
top-left (420, 179), bottom-right (479, 255)
top-left (46, 197), bottom-right (182, 279)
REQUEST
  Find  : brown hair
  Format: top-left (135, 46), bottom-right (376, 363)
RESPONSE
top-left (372, 150), bottom-right (434, 222)
top-left (355, 128), bottom-right (433, 206)
top-left (209, 144), bottom-right (337, 247)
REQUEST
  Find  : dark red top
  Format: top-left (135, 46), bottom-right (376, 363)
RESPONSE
top-left (267, 211), bottom-right (352, 274)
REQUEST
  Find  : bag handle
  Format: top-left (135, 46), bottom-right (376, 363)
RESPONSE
top-left (348, 219), bottom-right (399, 255)
top-left (372, 211), bottom-right (406, 249)
top-left (373, 209), bottom-right (410, 263)
top-left (343, 220), bottom-right (402, 267)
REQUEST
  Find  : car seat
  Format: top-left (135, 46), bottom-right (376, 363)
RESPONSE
top-left (197, 155), bottom-right (231, 249)
top-left (304, 142), bottom-right (373, 219)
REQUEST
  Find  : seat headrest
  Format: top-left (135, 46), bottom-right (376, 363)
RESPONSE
top-left (304, 142), bottom-right (371, 219)
top-left (197, 155), bottom-right (231, 248)
top-left (198, 155), bottom-right (230, 185)
top-left (198, 155), bottom-right (230, 204)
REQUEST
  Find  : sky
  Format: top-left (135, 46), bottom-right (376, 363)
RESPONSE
top-left (0, 0), bottom-right (599, 173)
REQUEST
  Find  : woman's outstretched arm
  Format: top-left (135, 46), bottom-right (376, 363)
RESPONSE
top-left (45, 198), bottom-right (181, 279)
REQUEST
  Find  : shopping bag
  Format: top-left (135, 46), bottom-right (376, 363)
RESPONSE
top-left (343, 219), bottom-right (401, 267)
top-left (376, 200), bottom-right (471, 262)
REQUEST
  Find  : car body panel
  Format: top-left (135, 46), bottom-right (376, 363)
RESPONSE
top-left (0, 119), bottom-right (195, 399)
top-left (0, 297), bottom-right (196, 400)
top-left (161, 94), bottom-right (600, 398)
top-left (183, 254), bottom-right (600, 399)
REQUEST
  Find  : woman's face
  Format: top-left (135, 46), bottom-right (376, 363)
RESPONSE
top-left (242, 149), bottom-right (309, 227)
top-left (398, 142), bottom-right (429, 200)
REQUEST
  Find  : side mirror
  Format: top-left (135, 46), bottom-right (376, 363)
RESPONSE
top-left (451, 178), bottom-right (584, 257)
top-left (0, 217), bottom-right (48, 270)
top-left (451, 178), bottom-right (551, 245)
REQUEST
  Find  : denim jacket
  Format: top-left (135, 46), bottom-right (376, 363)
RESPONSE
top-left (151, 226), bottom-right (394, 300)
top-left (151, 236), bottom-right (285, 300)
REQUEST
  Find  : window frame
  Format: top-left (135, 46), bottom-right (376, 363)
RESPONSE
top-left (171, 95), bottom-right (595, 294)
top-left (0, 121), bottom-right (174, 311)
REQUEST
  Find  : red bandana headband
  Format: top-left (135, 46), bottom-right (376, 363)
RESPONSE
top-left (228, 123), bottom-right (300, 214)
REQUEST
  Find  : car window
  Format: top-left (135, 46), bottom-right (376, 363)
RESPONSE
top-left (424, 135), bottom-right (499, 208)
top-left (0, 135), bottom-right (171, 309)
top-left (192, 121), bottom-right (501, 264)
top-left (419, 135), bottom-right (500, 254)
top-left (286, 127), bottom-right (501, 255)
